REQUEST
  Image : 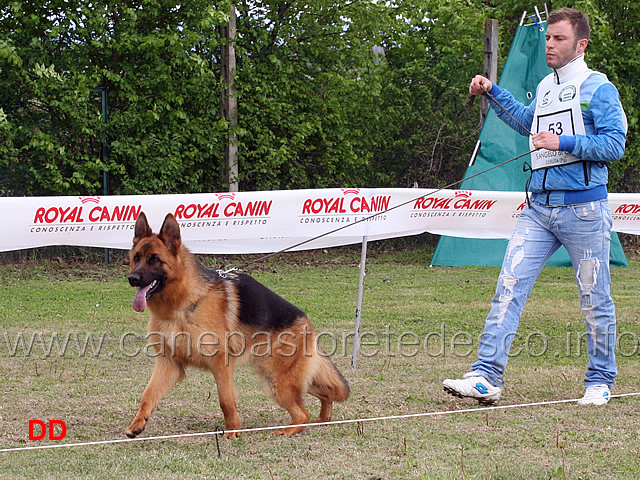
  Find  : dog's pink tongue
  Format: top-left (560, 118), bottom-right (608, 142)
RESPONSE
top-left (133, 285), bottom-right (152, 312)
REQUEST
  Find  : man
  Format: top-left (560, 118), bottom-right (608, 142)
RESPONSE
top-left (442, 8), bottom-right (627, 406)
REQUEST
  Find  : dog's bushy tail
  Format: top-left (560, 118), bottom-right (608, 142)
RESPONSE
top-left (311, 353), bottom-right (350, 403)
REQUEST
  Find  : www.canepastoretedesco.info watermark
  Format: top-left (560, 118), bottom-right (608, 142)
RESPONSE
top-left (2, 325), bottom-right (637, 359)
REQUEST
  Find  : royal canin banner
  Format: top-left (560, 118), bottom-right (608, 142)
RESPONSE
top-left (1, 189), bottom-right (639, 253)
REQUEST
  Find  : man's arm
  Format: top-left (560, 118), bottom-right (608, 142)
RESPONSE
top-left (564, 82), bottom-right (627, 162)
top-left (469, 75), bottom-right (534, 137)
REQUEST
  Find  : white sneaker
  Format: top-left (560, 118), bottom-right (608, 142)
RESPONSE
top-left (442, 372), bottom-right (502, 405)
top-left (577, 384), bottom-right (611, 405)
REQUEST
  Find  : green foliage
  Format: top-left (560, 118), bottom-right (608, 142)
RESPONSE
top-left (234, 0), bottom-right (389, 189)
top-left (101, 1), bottom-right (231, 194)
top-left (234, 0), bottom-right (488, 190)
top-left (372, 0), bottom-right (487, 187)
top-left (578, 0), bottom-right (640, 192)
top-left (0, 0), bottom-right (638, 195)
top-left (0, 0), bottom-right (230, 195)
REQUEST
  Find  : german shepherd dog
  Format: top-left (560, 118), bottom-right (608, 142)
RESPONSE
top-left (125, 212), bottom-right (349, 438)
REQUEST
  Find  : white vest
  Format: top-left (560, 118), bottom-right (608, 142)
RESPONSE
top-left (529, 56), bottom-right (591, 170)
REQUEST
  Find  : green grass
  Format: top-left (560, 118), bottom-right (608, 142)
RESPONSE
top-left (1, 248), bottom-right (639, 479)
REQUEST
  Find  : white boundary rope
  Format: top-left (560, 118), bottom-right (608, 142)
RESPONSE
top-left (2, 391), bottom-right (638, 453)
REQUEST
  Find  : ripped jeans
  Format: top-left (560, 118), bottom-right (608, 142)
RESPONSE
top-left (472, 198), bottom-right (617, 388)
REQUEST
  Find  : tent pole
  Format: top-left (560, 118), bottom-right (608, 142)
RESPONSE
top-left (519, 11), bottom-right (527, 26)
top-left (351, 236), bottom-right (368, 369)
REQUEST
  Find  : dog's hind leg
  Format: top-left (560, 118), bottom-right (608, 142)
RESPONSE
top-left (271, 383), bottom-right (312, 436)
top-left (125, 357), bottom-right (185, 438)
top-left (308, 384), bottom-right (334, 423)
top-left (307, 356), bottom-right (349, 423)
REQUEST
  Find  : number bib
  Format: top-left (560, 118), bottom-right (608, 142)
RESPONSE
top-left (529, 69), bottom-right (591, 170)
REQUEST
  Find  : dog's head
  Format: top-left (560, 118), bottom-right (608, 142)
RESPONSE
top-left (128, 212), bottom-right (182, 312)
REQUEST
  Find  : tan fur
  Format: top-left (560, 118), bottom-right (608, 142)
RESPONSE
top-left (125, 213), bottom-right (349, 438)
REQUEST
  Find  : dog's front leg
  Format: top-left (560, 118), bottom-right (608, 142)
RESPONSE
top-left (210, 357), bottom-right (241, 438)
top-left (125, 356), bottom-right (185, 438)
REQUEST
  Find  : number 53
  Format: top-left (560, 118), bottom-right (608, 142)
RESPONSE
top-left (547, 122), bottom-right (563, 135)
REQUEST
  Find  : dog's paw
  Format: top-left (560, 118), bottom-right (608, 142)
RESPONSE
top-left (271, 425), bottom-right (306, 436)
top-left (125, 419), bottom-right (147, 438)
top-left (124, 426), bottom-right (145, 438)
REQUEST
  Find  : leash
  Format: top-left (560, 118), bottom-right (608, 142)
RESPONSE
top-left (218, 153), bottom-right (535, 276)
top-left (218, 87), bottom-right (537, 276)
top-left (482, 86), bottom-right (534, 136)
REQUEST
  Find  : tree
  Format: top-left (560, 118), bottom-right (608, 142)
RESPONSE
top-left (232, 0), bottom-right (489, 190)
top-left (370, 0), bottom-right (487, 188)
top-left (0, 0), bottom-right (637, 196)
top-left (0, 1), bottom-right (104, 195)
top-left (233, 0), bottom-right (391, 190)
top-left (0, 0), bottom-right (231, 196)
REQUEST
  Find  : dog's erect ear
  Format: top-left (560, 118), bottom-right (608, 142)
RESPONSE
top-left (158, 213), bottom-right (181, 254)
top-left (133, 212), bottom-right (153, 245)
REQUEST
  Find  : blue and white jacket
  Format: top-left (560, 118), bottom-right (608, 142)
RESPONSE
top-left (486, 54), bottom-right (627, 204)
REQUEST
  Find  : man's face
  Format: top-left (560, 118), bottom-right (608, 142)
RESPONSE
top-left (545, 20), bottom-right (587, 70)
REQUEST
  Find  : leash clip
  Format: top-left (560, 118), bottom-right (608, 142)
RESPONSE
top-left (216, 267), bottom-right (238, 279)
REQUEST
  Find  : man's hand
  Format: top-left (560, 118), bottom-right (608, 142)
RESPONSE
top-left (469, 75), bottom-right (493, 95)
top-left (531, 131), bottom-right (560, 151)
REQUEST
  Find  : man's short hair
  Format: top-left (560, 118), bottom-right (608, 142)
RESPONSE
top-left (548, 7), bottom-right (591, 41)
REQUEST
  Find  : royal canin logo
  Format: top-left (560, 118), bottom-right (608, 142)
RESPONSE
top-left (33, 197), bottom-right (141, 224)
top-left (614, 204), bottom-right (640, 214)
top-left (215, 193), bottom-right (236, 201)
top-left (174, 194), bottom-right (272, 219)
top-left (413, 190), bottom-right (497, 211)
top-left (301, 189), bottom-right (390, 215)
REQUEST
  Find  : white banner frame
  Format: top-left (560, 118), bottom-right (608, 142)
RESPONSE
top-left (1, 189), bottom-right (639, 253)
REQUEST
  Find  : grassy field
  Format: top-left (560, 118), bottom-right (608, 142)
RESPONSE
top-left (1, 247), bottom-right (639, 479)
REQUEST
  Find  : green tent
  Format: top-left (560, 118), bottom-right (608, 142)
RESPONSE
top-left (431, 18), bottom-right (628, 267)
